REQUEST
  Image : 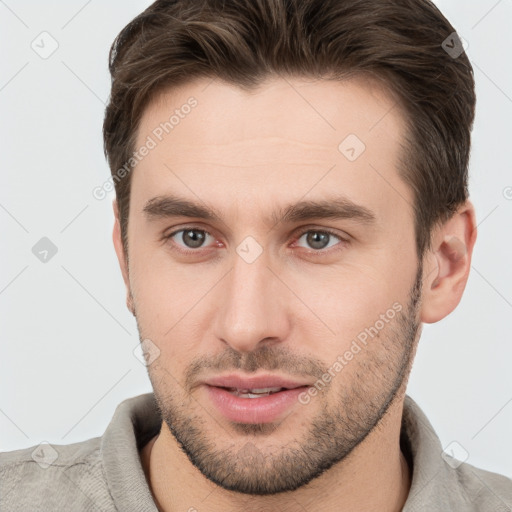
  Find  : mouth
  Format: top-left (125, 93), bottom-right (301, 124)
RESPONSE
top-left (218, 386), bottom-right (293, 398)
top-left (203, 374), bottom-right (310, 392)
top-left (201, 376), bottom-right (311, 423)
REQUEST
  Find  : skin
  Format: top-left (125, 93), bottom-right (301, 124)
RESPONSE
top-left (113, 76), bottom-right (477, 511)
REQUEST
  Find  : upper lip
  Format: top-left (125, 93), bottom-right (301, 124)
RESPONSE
top-left (203, 374), bottom-right (311, 390)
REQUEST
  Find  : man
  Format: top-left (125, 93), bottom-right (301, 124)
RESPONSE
top-left (1, 0), bottom-right (511, 510)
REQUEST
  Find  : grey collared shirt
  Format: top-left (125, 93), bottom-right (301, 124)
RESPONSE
top-left (1, 393), bottom-right (511, 511)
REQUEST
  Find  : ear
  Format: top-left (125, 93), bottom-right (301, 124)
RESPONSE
top-left (420, 200), bottom-right (477, 324)
top-left (112, 199), bottom-right (135, 316)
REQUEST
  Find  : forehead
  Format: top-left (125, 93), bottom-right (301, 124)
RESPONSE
top-left (139, 75), bottom-right (406, 147)
top-left (131, 76), bottom-right (413, 227)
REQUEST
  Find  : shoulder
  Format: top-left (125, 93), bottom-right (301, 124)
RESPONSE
top-left (0, 437), bottom-right (116, 512)
top-left (401, 394), bottom-right (512, 511)
top-left (411, 456), bottom-right (512, 511)
top-left (452, 460), bottom-right (512, 510)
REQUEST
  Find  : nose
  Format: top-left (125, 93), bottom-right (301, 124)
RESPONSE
top-left (213, 247), bottom-right (291, 354)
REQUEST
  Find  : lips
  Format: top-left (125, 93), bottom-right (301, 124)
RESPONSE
top-left (201, 374), bottom-right (312, 423)
top-left (203, 374), bottom-right (310, 392)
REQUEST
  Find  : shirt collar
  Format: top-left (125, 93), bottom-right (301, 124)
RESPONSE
top-left (99, 392), bottom-right (465, 511)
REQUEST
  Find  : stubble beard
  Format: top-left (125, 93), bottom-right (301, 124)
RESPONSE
top-left (139, 265), bottom-right (423, 495)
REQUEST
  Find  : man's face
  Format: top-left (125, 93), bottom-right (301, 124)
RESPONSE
top-left (121, 76), bottom-right (423, 494)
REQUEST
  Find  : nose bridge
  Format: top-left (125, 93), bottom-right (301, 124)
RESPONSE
top-left (215, 243), bottom-right (288, 353)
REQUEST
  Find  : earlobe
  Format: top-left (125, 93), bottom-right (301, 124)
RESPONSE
top-left (112, 199), bottom-right (134, 316)
top-left (420, 201), bottom-right (477, 324)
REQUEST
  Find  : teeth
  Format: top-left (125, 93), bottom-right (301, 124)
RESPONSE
top-left (227, 386), bottom-right (285, 398)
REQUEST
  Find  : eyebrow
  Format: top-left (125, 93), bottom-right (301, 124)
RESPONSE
top-left (143, 193), bottom-right (377, 227)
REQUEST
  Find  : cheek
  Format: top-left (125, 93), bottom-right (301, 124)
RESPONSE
top-left (289, 262), bottom-right (406, 338)
top-left (130, 238), bottom-right (192, 303)
top-left (129, 247), bottom-right (220, 360)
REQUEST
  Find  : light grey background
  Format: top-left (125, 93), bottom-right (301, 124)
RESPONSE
top-left (1, 0), bottom-right (511, 479)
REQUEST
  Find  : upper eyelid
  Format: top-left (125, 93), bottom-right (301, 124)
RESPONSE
top-left (165, 225), bottom-right (348, 248)
top-left (166, 226), bottom-right (215, 239)
top-left (165, 225), bottom-right (346, 238)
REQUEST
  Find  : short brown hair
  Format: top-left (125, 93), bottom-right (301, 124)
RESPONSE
top-left (103, 0), bottom-right (475, 260)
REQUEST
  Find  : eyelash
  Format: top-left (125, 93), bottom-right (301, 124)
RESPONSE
top-left (163, 226), bottom-right (348, 257)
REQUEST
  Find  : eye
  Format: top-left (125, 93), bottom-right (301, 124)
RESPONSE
top-left (166, 227), bottom-right (215, 251)
top-left (164, 226), bottom-right (348, 255)
top-left (294, 228), bottom-right (346, 252)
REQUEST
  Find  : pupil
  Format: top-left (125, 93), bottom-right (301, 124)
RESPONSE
top-left (183, 229), bottom-right (205, 248)
top-left (307, 231), bottom-right (329, 249)
top-left (180, 230), bottom-right (330, 250)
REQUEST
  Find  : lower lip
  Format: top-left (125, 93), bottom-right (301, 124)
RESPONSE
top-left (204, 385), bottom-right (309, 423)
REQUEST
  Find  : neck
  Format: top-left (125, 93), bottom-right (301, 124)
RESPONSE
top-left (141, 397), bottom-right (411, 512)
